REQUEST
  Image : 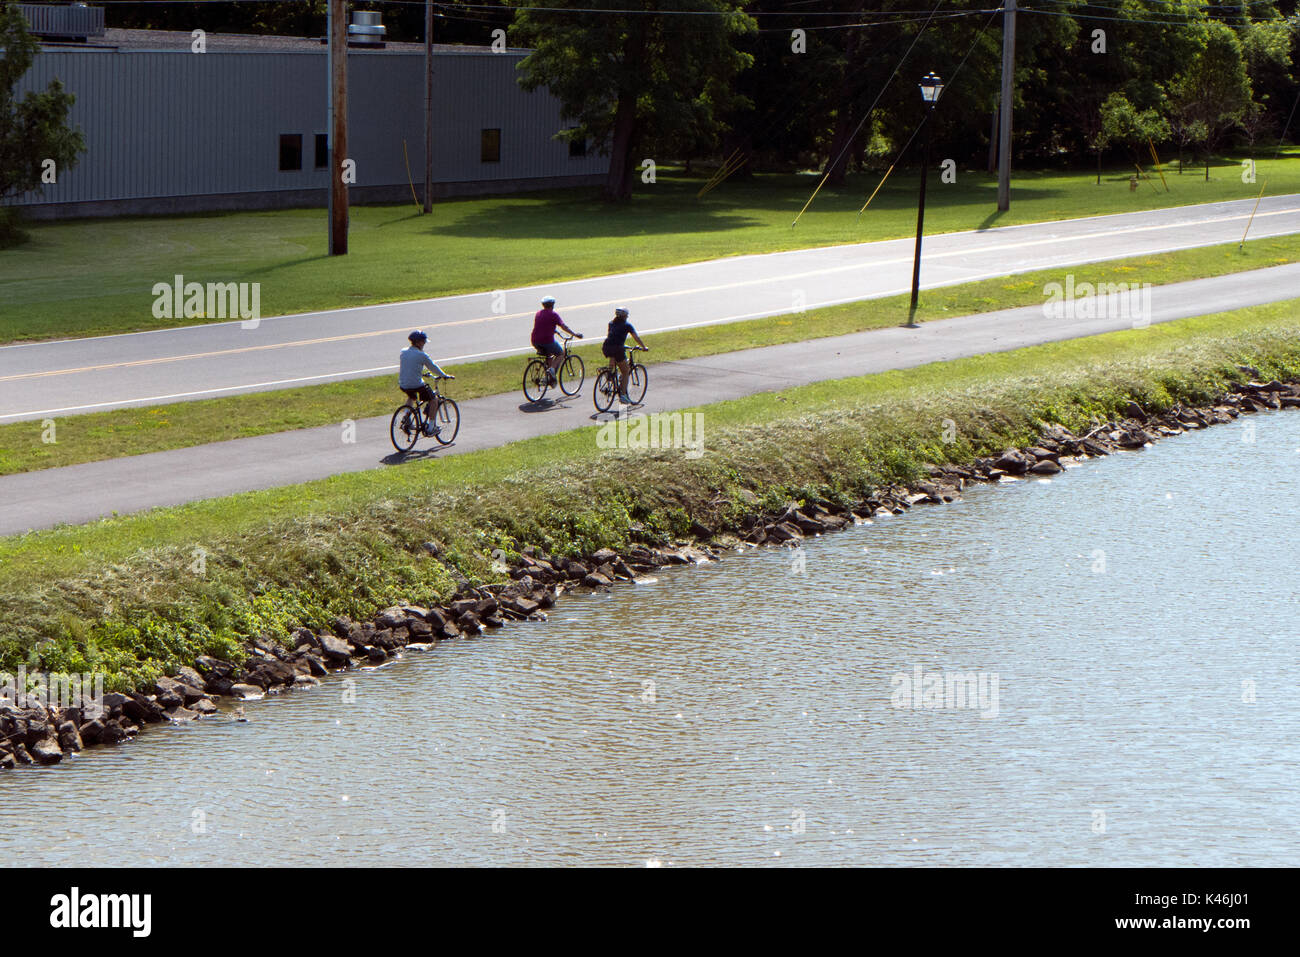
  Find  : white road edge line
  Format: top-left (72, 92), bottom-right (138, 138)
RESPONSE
top-left (4, 195), bottom-right (1297, 352)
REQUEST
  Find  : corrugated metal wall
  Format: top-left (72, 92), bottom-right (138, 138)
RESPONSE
top-left (12, 48), bottom-right (607, 207)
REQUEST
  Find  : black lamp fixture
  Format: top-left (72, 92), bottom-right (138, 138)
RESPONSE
top-left (919, 72), bottom-right (945, 105)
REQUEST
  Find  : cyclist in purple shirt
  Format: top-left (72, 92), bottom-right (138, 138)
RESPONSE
top-left (531, 295), bottom-right (582, 385)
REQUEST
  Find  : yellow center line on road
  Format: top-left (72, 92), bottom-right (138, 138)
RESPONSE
top-left (4, 204), bottom-right (1298, 385)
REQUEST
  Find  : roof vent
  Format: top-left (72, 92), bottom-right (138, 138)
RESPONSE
top-left (18, 3), bottom-right (106, 42)
top-left (348, 11), bottom-right (386, 47)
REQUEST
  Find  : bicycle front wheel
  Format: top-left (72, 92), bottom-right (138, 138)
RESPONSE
top-left (559, 354), bottom-right (584, 396)
top-left (627, 363), bottom-right (648, 404)
top-left (433, 397), bottom-right (460, 445)
top-left (390, 405), bottom-right (420, 452)
top-left (593, 368), bottom-right (616, 412)
top-left (523, 359), bottom-right (548, 402)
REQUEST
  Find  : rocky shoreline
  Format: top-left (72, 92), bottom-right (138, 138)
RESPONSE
top-left (3, 373), bottom-right (1297, 770)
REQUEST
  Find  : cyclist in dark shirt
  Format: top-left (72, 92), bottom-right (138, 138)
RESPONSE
top-left (601, 307), bottom-right (648, 404)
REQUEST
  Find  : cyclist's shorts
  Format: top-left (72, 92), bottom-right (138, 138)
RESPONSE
top-left (534, 338), bottom-right (563, 358)
top-left (403, 385), bottom-right (434, 403)
top-left (602, 342), bottom-right (625, 360)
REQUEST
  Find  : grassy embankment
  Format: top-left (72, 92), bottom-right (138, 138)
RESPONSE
top-left (3, 232), bottom-right (1299, 477)
top-left (1, 300), bottom-right (1298, 690)
top-left (2, 154), bottom-right (1295, 342)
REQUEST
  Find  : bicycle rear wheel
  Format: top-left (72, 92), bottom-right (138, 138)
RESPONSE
top-left (433, 397), bottom-right (460, 445)
top-left (627, 363), bottom-right (648, 404)
top-left (523, 359), bottom-right (548, 402)
top-left (390, 405), bottom-right (420, 452)
top-left (559, 354), bottom-right (584, 396)
top-left (593, 368), bottom-right (616, 412)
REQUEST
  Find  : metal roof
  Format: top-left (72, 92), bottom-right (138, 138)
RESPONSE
top-left (38, 27), bottom-right (514, 55)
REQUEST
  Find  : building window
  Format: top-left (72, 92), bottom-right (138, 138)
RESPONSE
top-left (279, 134), bottom-right (303, 172)
top-left (481, 128), bottom-right (501, 163)
top-left (568, 133), bottom-right (587, 158)
top-left (314, 134), bottom-right (328, 170)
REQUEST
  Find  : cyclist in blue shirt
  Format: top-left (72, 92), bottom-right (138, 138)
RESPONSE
top-left (601, 307), bottom-right (648, 404)
top-left (399, 330), bottom-right (453, 435)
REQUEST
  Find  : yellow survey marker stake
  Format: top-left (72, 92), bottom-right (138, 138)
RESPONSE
top-left (402, 140), bottom-right (421, 209)
top-left (1241, 180), bottom-right (1268, 249)
top-left (1148, 138), bottom-right (1169, 192)
top-left (859, 163), bottom-right (898, 219)
top-left (792, 168), bottom-right (835, 228)
top-left (697, 149), bottom-right (744, 199)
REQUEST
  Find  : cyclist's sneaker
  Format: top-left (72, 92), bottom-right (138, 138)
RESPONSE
top-left (619, 393), bottom-right (632, 404)
top-left (546, 370), bottom-right (557, 386)
top-left (423, 422), bottom-right (436, 436)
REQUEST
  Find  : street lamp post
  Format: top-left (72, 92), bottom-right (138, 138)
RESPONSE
top-left (907, 72), bottom-right (944, 328)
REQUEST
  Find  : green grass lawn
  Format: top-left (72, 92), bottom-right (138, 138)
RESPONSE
top-left (3, 297), bottom-right (1298, 688)
top-left (2, 152), bottom-right (1296, 343)
top-left (2, 231), bottom-right (1297, 478)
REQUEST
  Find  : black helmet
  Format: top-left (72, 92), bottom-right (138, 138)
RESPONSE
top-left (408, 330), bottom-right (427, 343)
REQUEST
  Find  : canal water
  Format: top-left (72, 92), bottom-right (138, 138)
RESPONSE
top-left (4, 410), bottom-right (1298, 866)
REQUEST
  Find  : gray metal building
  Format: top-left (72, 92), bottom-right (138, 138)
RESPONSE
top-left (11, 13), bottom-right (608, 219)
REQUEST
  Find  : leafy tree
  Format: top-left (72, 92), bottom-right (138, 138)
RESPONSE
top-left (108, 1), bottom-right (327, 39)
top-left (1240, 11), bottom-right (1294, 96)
top-left (713, 2), bottom-right (844, 177)
top-left (1098, 91), bottom-right (1170, 170)
top-left (1165, 108), bottom-right (1207, 173)
top-left (1238, 99), bottom-right (1274, 155)
top-left (1239, 15), bottom-right (1295, 149)
top-left (507, 0), bottom-right (754, 202)
top-left (1165, 20), bottom-right (1253, 179)
top-left (0, 1), bottom-right (86, 236)
top-left (800, 0), bottom-right (1009, 185)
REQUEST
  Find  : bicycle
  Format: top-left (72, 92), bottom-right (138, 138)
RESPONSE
top-left (523, 331), bottom-right (584, 403)
top-left (593, 345), bottom-right (648, 412)
top-left (390, 374), bottom-right (460, 452)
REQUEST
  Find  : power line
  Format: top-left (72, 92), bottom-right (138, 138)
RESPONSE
top-left (1020, 5), bottom-right (1279, 25)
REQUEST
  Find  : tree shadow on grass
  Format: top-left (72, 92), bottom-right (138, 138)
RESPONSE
top-left (425, 177), bottom-right (1084, 241)
top-left (427, 200), bottom-right (765, 240)
top-left (375, 210), bottom-right (425, 228)
top-left (239, 253), bottom-right (332, 279)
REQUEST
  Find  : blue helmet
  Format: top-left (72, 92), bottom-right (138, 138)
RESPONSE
top-left (408, 330), bottom-right (427, 343)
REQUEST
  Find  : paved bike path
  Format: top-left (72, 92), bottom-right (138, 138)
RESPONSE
top-left (3, 262), bottom-right (1298, 537)
top-left (3, 195), bottom-right (1299, 423)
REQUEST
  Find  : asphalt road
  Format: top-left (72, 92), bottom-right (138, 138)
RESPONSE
top-left (5, 262), bottom-right (1299, 536)
top-left (3, 195), bottom-right (1299, 424)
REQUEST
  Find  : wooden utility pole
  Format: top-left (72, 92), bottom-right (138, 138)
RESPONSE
top-left (423, 0), bottom-right (433, 213)
top-left (996, 0), bottom-right (1016, 212)
top-left (329, 0), bottom-right (349, 255)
